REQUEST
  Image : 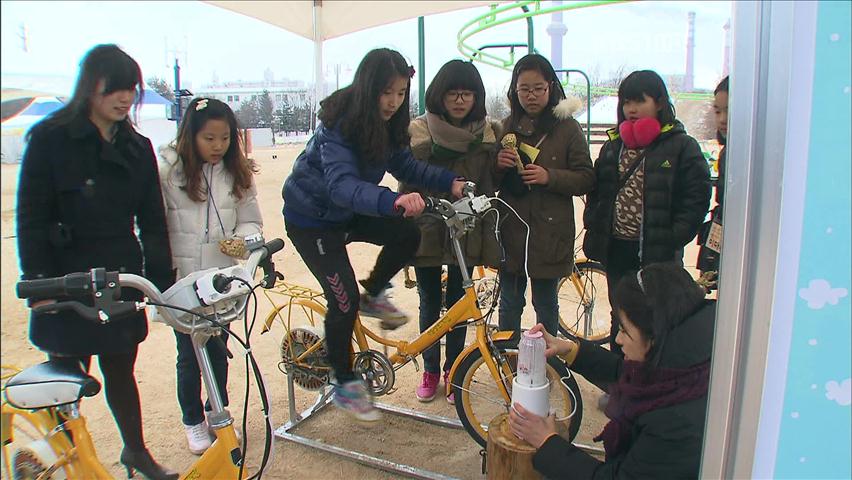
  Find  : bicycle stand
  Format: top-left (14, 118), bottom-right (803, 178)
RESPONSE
top-left (275, 369), bottom-right (606, 479)
top-left (275, 371), bottom-right (466, 480)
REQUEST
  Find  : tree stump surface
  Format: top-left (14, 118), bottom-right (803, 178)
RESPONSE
top-left (486, 413), bottom-right (542, 480)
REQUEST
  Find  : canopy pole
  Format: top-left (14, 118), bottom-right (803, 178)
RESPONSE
top-left (313, 0), bottom-right (323, 131)
top-left (418, 16), bottom-right (425, 116)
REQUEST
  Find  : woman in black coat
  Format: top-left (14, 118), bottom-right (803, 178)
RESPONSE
top-left (16, 44), bottom-right (177, 480)
top-left (509, 262), bottom-right (714, 479)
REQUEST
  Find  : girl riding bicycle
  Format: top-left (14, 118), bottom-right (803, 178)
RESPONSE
top-left (282, 48), bottom-right (466, 422)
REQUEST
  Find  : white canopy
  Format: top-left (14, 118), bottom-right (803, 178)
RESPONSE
top-left (204, 1), bottom-right (494, 41)
top-left (204, 1), bottom-right (497, 118)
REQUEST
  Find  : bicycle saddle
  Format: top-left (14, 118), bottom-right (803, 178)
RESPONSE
top-left (4, 361), bottom-right (101, 409)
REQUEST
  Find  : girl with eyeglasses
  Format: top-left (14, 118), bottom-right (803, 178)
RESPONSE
top-left (494, 53), bottom-right (595, 342)
top-left (399, 59), bottom-right (501, 404)
top-left (508, 261), bottom-right (715, 478)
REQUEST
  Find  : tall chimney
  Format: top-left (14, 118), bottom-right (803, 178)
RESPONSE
top-left (547, 1), bottom-right (567, 79)
top-left (684, 11), bottom-right (695, 91)
top-left (722, 19), bottom-right (731, 78)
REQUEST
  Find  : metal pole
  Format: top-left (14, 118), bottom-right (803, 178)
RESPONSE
top-left (313, 1), bottom-right (323, 132)
top-left (418, 16), bottom-right (426, 116)
top-left (522, 5), bottom-right (534, 54)
top-left (173, 58), bottom-right (181, 128)
top-left (555, 68), bottom-right (592, 146)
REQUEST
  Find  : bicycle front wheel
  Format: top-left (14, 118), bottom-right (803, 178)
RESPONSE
top-left (452, 340), bottom-right (583, 448)
top-left (558, 261), bottom-right (611, 344)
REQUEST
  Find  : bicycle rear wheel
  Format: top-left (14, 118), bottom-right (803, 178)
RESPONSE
top-left (451, 341), bottom-right (583, 448)
top-left (1, 405), bottom-right (72, 479)
top-left (558, 261), bottom-right (611, 344)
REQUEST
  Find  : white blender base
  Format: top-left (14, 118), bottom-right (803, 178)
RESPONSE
top-left (511, 378), bottom-right (551, 418)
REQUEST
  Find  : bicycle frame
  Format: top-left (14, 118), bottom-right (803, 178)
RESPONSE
top-left (270, 214), bottom-right (515, 403)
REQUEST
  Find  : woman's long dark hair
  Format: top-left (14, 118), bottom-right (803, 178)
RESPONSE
top-left (28, 44), bottom-right (143, 140)
top-left (173, 97), bottom-right (258, 202)
top-left (506, 54), bottom-right (566, 133)
top-left (318, 48), bottom-right (413, 167)
top-left (616, 70), bottom-right (676, 126)
top-left (612, 262), bottom-right (707, 369)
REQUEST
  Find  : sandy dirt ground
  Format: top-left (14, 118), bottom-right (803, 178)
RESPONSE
top-left (1, 144), bottom-right (701, 479)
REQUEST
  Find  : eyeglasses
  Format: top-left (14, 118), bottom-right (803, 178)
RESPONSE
top-left (445, 90), bottom-right (475, 102)
top-left (516, 85), bottom-right (550, 98)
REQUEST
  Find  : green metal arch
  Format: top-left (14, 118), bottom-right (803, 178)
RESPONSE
top-left (459, 1), bottom-right (713, 100)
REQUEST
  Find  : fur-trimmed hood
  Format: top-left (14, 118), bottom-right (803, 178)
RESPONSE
top-left (553, 96), bottom-right (584, 120)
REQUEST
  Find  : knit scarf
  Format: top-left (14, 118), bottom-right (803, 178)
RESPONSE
top-left (425, 112), bottom-right (486, 161)
top-left (594, 359), bottom-right (711, 459)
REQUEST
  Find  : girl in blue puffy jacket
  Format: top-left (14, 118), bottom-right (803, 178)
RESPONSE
top-left (282, 48), bottom-right (465, 422)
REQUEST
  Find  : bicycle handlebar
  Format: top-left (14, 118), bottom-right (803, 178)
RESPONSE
top-left (16, 238), bottom-right (286, 332)
top-left (16, 270), bottom-right (115, 301)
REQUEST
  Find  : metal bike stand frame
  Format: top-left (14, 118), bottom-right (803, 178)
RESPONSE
top-left (275, 370), bottom-right (606, 479)
top-left (275, 370), bottom-right (465, 480)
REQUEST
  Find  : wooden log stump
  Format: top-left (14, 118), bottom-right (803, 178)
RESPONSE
top-left (486, 413), bottom-right (541, 480)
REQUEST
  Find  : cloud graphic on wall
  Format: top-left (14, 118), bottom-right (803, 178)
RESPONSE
top-left (798, 279), bottom-right (848, 309)
top-left (825, 379), bottom-right (851, 406)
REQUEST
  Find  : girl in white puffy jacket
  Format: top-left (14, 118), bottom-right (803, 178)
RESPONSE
top-left (157, 97), bottom-right (262, 455)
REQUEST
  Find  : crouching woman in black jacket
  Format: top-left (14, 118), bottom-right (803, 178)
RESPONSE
top-left (509, 262), bottom-right (715, 479)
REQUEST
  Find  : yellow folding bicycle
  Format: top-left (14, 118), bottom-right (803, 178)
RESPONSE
top-left (262, 191), bottom-right (583, 448)
top-left (2, 238), bottom-right (285, 480)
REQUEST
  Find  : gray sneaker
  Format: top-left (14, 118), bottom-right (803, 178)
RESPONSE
top-left (359, 291), bottom-right (409, 329)
top-left (332, 380), bottom-right (382, 422)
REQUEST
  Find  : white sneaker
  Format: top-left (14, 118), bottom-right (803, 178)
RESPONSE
top-left (359, 291), bottom-right (409, 330)
top-left (185, 420), bottom-right (213, 455)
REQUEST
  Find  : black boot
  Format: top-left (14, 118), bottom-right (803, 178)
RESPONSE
top-left (119, 448), bottom-right (179, 480)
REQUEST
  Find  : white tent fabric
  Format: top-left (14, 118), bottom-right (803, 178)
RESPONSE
top-left (205, 1), bottom-right (494, 41)
top-left (1, 75), bottom-right (177, 163)
top-left (204, 1), bottom-right (497, 119)
top-left (1, 97), bottom-right (64, 163)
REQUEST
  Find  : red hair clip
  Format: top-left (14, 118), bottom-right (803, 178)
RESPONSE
top-left (408, 65), bottom-right (416, 78)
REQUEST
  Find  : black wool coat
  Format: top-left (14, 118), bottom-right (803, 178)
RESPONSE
top-left (17, 116), bottom-right (174, 356)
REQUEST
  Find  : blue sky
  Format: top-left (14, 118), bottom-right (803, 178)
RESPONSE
top-left (1, 1), bottom-right (731, 94)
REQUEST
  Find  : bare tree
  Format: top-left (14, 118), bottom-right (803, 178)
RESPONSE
top-left (145, 76), bottom-right (175, 102)
top-left (486, 89), bottom-right (509, 121)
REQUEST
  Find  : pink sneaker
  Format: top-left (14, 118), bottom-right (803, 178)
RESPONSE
top-left (443, 370), bottom-right (455, 405)
top-left (415, 372), bottom-right (440, 402)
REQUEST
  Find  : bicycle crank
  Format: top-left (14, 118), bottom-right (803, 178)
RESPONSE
top-left (353, 350), bottom-right (395, 396)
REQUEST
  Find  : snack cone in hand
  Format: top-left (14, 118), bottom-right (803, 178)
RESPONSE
top-left (219, 238), bottom-right (247, 258)
top-left (501, 133), bottom-right (524, 174)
